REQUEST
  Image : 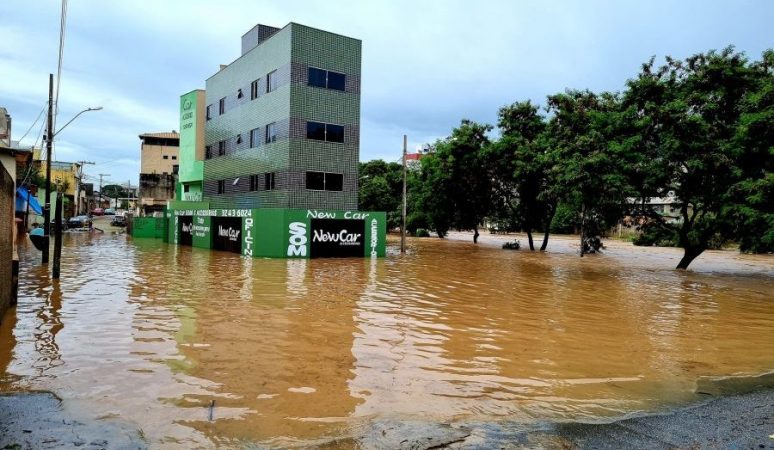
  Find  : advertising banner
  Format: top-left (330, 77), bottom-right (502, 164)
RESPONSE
top-left (178, 216), bottom-right (193, 246)
top-left (211, 216), bottom-right (243, 254)
top-left (310, 218), bottom-right (365, 258)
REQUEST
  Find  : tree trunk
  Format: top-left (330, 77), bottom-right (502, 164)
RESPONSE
top-left (579, 203), bottom-right (586, 257)
top-left (526, 230), bottom-right (535, 251)
top-left (676, 246), bottom-right (704, 270)
top-left (540, 206), bottom-right (557, 251)
top-left (473, 227), bottom-right (479, 244)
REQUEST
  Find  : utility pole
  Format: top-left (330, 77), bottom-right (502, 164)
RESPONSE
top-left (42, 73), bottom-right (54, 264)
top-left (75, 161), bottom-right (94, 215)
top-left (53, 192), bottom-right (63, 279)
top-left (98, 173), bottom-right (110, 209)
top-left (401, 134), bottom-right (407, 254)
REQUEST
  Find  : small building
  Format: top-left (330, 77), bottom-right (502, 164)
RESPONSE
top-left (139, 131), bottom-right (180, 215)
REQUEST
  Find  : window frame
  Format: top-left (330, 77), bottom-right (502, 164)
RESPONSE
top-left (206, 105), bottom-right (212, 121)
top-left (218, 97), bottom-right (225, 115)
top-left (218, 140), bottom-right (226, 156)
top-left (249, 128), bottom-right (260, 148)
top-left (265, 122), bottom-right (277, 144)
top-left (250, 79), bottom-right (259, 100)
top-left (217, 180), bottom-right (225, 194)
top-left (266, 70), bottom-right (277, 93)
top-left (249, 174), bottom-right (259, 192)
top-left (305, 171), bottom-right (344, 192)
top-left (307, 67), bottom-right (346, 91)
top-left (306, 121), bottom-right (345, 143)
top-left (264, 172), bottom-right (276, 191)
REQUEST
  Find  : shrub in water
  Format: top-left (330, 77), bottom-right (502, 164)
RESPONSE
top-left (415, 228), bottom-right (431, 237)
top-left (502, 240), bottom-right (520, 250)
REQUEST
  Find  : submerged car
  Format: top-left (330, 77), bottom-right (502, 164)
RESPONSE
top-left (67, 215), bottom-right (92, 229)
top-left (91, 208), bottom-right (104, 216)
top-left (111, 215), bottom-right (127, 227)
top-left (104, 208), bottom-right (116, 215)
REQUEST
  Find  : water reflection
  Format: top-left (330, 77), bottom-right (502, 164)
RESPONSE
top-left (1, 233), bottom-right (773, 448)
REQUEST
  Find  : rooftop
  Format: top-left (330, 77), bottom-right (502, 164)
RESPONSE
top-left (139, 131), bottom-right (179, 139)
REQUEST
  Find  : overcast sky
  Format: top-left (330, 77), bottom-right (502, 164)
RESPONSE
top-left (1, 0), bottom-right (772, 187)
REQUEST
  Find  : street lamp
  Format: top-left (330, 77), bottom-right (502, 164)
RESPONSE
top-left (53, 106), bottom-right (103, 138)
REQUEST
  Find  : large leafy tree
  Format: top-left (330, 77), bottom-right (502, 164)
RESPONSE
top-left (488, 100), bottom-right (557, 250)
top-left (624, 47), bottom-right (766, 268)
top-left (358, 160), bottom-right (404, 229)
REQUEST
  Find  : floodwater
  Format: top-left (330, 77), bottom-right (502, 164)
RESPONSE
top-left (1, 232), bottom-right (773, 448)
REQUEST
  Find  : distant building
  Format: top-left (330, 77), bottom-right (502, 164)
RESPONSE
top-left (140, 131), bottom-right (180, 175)
top-left (139, 131), bottom-right (180, 215)
top-left (0, 107), bottom-right (11, 147)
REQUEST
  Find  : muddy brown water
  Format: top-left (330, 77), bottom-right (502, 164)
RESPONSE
top-left (1, 232), bottom-right (772, 448)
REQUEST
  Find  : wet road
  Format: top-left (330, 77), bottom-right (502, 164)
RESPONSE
top-left (1, 232), bottom-right (773, 448)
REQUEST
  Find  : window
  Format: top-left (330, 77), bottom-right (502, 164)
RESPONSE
top-left (219, 97), bottom-right (225, 115)
top-left (237, 89), bottom-right (244, 99)
top-left (266, 70), bottom-right (278, 93)
top-left (250, 79), bottom-right (259, 100)
top-left (305, 171), bottom-right (343, 191)
top-left (205, 145), bottom-right (212, 159)
top-left (171, 155), bottom-right (177, 160)
top-left (218, 140), bottom-right (226, 156)
top-left (172, 165), bottom-right (179, 175)
top-left (307, 67), bottom-right (346, 91)
top-left (236, 134), bottom-right (242, 145)
top-left (183, 184), bottom-right (190, 193)
top-left (163, 155), bottom-right (169, 159)
top-left (206, 105), bottom-right (212, 120)
top-left (250, 128), bottom-right (260, 148)
top-left (249, 174), bottom-right (259, 192)
top-left (217, 180), bottom-right (225, 194)
top-left (265, 122), bottom-right (277, 143)
top-left (264, 172), bottom-right (276, 190)
top-left (306, 121), bottom-right (344, 143)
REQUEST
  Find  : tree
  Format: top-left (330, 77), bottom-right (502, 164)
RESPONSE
top-left (546, 90), bottom-right (629, 256)
top-left (102, 184), bottom-right (128, 199)
top-left (488, 100), bottom-right (557, 251)
top-left (416, 149), bottom-right (454, 238)
top-left (358, 160), bottom-right (404, 229)
top-left (624, 47), bottom-right (767, 268)
top-left (428, 120), bottom-right (494, 243)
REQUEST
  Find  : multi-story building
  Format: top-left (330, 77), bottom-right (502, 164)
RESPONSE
top-left (139, 131), bottom-right (180, 215)
top-left (193, 22), bottom-right (361, 210)
top-left (140, 131), bottom-right (180, 175)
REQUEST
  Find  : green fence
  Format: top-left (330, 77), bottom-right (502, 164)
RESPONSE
top-left (131, 216), bottom-right (167, 239)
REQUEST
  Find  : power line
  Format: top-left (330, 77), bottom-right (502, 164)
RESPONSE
top-left (17, 103), bottom-right (47, 143)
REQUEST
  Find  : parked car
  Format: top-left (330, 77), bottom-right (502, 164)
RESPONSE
top-left (104, 208), bottom-right (116, 215)
top-left (111, 214), bottom-right (127, 227)
top-left (91, 208), bottom-right (104, 216)
top-left (67, 215), bottom-right (92, 229)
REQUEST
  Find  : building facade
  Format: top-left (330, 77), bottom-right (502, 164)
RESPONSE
top-left (140, 131), bottom-right (180, 175)
top-left (198, 23), bottom-right (361, 210)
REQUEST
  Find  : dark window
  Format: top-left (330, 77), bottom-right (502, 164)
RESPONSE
top-left (218, 97), bottom-right (225, 115)
top-left (206, 105), bottom-right (212, 120)
top-left (265, 122), bottom-right (277, 143)
top-left (205, 145), bottom-right (212, 159)
top-left (217, 180), bottom-right (225, 194)
top-left (326, 124), bottom-right (344, 143)
top-left (308, 67), bottom-right (327, 88)
top-left (183, 184), bottom-right (190, 193)
top-left (236, 134), bottom-right (242, 145)
top-left (306, 171), bottom-right (325, 190)
top-left (305, 172), bottom-right (343, 191)
top-left (264, 172), bottom-right (276, 190)
top-left (327, 71), bottom-right (346, 91)
top-left (249, 174), bottom-right (259, 192)
top-left (266, 70), bottom-right (278, 93)
top-left (172, 165), bottom-right (179, 175)
top-left (250, 128), bottom-right (260, 148)
top-left (325, 173), bottom-right (343, 191)
top-left (306, 121), bottom-right (326, 140)
top-left (250, 79), bottom-right (259, 99)
top-left (237, 88), bottom-right (243, 99)
top-left (306, 121), bottom-right (344, 142)
top-left (218, 140), bottom-right (226, 156)
top-left (171, 155), bottom-right (177, 160)
top-left (163, 155), bottom-right (169, 159)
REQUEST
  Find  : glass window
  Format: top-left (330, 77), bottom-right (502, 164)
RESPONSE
top-left (237, 89), bottom-right (243, 99)
top-left (327, 71), bottom-right (346, 91)
top-left (205, 145), bottom-right (212, 159)
top-left (250, 128), bottom-right (260, 148)
top-left (326, 124), bottom-right (345, 143)
top-left (218, 140), bottom-right (226, 156)
top-left (325, 173), bottom-right (343, 191)
top-left (306, 171), bottom-right (325, 190)
top-left (206, 105), bottom-right (212, 120)
top-left (265, 122), bottom-right (277, 143)
top-left (236, 134), bottom-right (242, 145)
top-left (249, 174), bottom-right (259, 192)
top-left (264, 172), bottom-right (276, 190)
top-left (308, 67), bottom-right (327, 88)
top-left (266, 70), bottom-right (278, 93)
top-left (217, 180), bottom-right (225, 194)
top-left (306, 121), bottom-right (326, 140)
top-left (250, 79), bottom-right (259, 100)
top-left (219, 97), bottom-right (225, 115)
top-left (171, 155), bottom-right (177, 160)
top-left (163, 155), bottom-right (169, 159)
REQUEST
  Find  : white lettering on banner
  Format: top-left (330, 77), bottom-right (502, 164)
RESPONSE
top-left (244, 218), bottom-right (254, 257)
top-left (344, 211), bottom-right (369, 219)
top-left (174, 217), bottom-right (178, 244)
top-left (181, 222), bottom-right (193, 233)
top-left (307, 210), bottom-right (336, 219)
top-left (287, 222), bottom-right (307, 257)
top-left (312, 229), bottom-right (362, 245)
top-left (370, 218), bottom-right (378, 256)
top-left (218, 226), bottom-right (241, 242)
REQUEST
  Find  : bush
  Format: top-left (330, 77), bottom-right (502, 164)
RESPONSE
top-left (502, 240), bottom-right (520, 250)
top-left (415, 228), bottom-right (430, 237)
top-left (633, 224), bottom-right (679, 247)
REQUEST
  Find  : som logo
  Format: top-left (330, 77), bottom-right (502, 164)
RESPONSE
top-left (287, 222), bottom-right (307, 257)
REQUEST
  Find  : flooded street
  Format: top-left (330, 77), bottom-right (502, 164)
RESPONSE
top-left (1, 233), bottom-right (773, 448)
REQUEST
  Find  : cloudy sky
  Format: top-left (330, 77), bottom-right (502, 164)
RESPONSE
top-left (2, 0), bottom-right (772, 187)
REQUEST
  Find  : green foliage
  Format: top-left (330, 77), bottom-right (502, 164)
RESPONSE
top-left (502, 240), bottom-right (520, 250)
top-left (633, 224), bottom-right (679, 247)
top-left (550, 203), bottom-right (580, 234)
top-left (102, 184), bottom-right (128, 199)
top-left (415, 228), bottom-right (430, 237)
top-left (358, 160), bottom-right (404, 229)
